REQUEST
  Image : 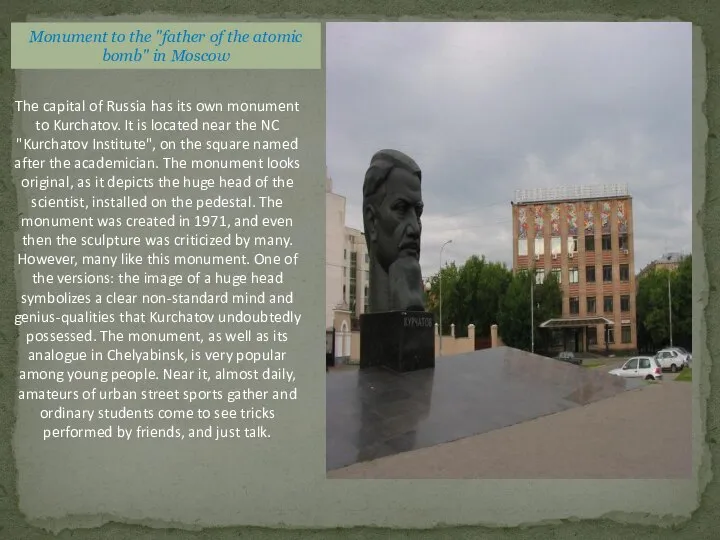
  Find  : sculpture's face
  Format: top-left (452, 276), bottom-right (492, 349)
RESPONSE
top-left (371, 167), bottom-right (423, 270)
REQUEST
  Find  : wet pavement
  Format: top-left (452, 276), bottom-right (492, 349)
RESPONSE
top-left (326, 346), bottom-right (641, 471)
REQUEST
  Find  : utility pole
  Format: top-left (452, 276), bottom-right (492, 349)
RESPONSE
top-left (668, 270), bottom-right (673, 348)
top-left (664, 241), bottom-right (673, 348)
top-left (530, 270), bottom-right (535, 354)
top-left (439, 240), bottom-right (452, 357)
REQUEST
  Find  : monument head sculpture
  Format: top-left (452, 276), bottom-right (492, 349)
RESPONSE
top-left (362, 149), bottom-right (426, 313)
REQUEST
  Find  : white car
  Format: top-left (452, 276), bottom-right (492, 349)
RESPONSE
top-left (609, 356), bottom-right (663, 381)
top-left (668, 347), bottom-right (692, 366)
top-left (655, 349), bottom-right (687, 372)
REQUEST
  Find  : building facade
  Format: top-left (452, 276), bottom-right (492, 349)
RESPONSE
top-left (511, 184), bottom-right (637, 353)
top-left (638, 252), bottom-right (685, 279)
top-left (325, 172), bottom-right (371, 359)
top-left (342, 227), bottom-right (370, 321)
top-left (325, 172), bottom-right (347, 330)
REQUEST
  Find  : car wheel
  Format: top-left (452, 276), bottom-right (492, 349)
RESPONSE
top-left (645, 375), bottom-right (654, 381)
top-left (671, 364), bottom-right (678, 373)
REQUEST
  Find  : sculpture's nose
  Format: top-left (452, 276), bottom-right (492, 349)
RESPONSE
top-left (406, 210), bottom-right (421, 238)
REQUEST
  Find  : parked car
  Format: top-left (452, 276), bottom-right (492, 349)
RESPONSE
top-left (668, 347), bottom-right (692, 366)
top-left (654, 349), bottom-right (686, 372)
top-left (609, 356), bottom-right (663, 381)
top-left (556, 351), bottom-right (582, 365)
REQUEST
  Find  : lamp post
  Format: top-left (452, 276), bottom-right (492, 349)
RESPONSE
top-left (439, 239), bottom-right (452, 357)
top-left (668, 271), bottom-right (673, 348)
top-left (530, 268), bottom-right (535, 354)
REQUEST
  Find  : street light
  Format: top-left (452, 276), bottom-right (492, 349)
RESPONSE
top-left (530, 268), bottom-right (535, 354)
top-left (439, 239), bottom-right (452, 357)
top-left (663, 251), bottom-right (674, 348)
top-left (668, 271), bottom-right (673, 348)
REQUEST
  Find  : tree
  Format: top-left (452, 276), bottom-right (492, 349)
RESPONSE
top-left (636, 255), bottom-right (692, 352)
top-left (497, 270), bottom-right (533, 351)
top-left (425, 262), bottom-right (460, 335)
top-left (452, 255), bottom-right (512, 337)
top-left (673, 255), bottom-right (692, 349)
top-left (426, 257), bottom-right (512, 337)
top-left (497, 269), bottom-right (562, 352)
top-left (533, 271), bottom-right (562, 351)
top-left (636, 269), bottom-right (671, 351)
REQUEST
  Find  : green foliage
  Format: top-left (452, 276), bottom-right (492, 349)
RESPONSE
top-left (426, 256), bottom-right (512, 337)
top-left (497, 269), bottom-right (563, 351)
top-left (425, 252), bottom-right (693, 356)
top-left (636, 255), bottom-right (692, 353)
top-left (497, 270), bottom-right (533, 350)
top-left (428, 255), bottom-right (563, 351)
top-left (426, 261), bottom-right (459, 334)
top-left (675, 368), bottom-right (692, 382)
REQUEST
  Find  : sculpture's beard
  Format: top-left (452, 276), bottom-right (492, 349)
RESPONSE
top-left (387, 256), bottom-right (425, 312)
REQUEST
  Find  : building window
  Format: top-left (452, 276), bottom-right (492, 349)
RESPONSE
top-left (619, 234), bottom-right (629, 251)
top-left (343, 285), bottom-right (346, 299)
top-left (586, 265), bottom-right (596, 283)
top-left (621, 325), bottom-right (632, 344)
top-left (343, 249), bottom-right (347, 259)
top-left (551, 237), bottom-right (562, 255)
top-left (606, 327), bottom-right (615, 344)
top-left (587, 326), bottom-right (598, 345)
top-left (364, 253), bottom-right (370, 263)
top-left (587, 296), bottom-right (596, 314)
top-left (364, 286), bottom-right (369, 314)
top-left (601, 234), bottom-right (612, 251)
top-left (568, 267), bottom-right (579, 284)
top-left (535, 268), bottom-right (545, 284)
top-left (621, 295), bottom-right (630, 312)
top-left (602, 265), bottom-right (613, 282)
top-left (567, 236), bottom-right (578, 253)
top-left (534, 238), bottom-right (544, 255)
top-left (619, 264), bottom-right (630, 281)
top-left (518, 238), bottom-right (528, 256)
top-left (603, 295), bottom-right (614, 313)
top-left (551, 269), bottom-right (561, 284)
top-left (585, 235), bottom-right (595, 252)
top-left (569, 297), bottom-right (580, 314)
top-left (349, 252), bottom-right (357, 304)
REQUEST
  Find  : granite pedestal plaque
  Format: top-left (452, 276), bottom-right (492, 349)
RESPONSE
top-left (359, 311), bottom-right (435, 372)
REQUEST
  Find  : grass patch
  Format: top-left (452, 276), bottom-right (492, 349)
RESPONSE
top-left (675, 368), bottom-right (692, 382)
top-left (582, 361), bottom-right (605, 369)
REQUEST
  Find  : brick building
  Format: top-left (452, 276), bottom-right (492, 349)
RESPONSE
top-left (511, 184), bottom-right (637, 353)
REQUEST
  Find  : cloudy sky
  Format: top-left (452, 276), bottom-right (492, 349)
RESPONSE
top-left (326, 22), bottom-right (692, 277)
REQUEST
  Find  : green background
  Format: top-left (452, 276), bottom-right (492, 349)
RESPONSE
top-left (2, 1), bottom-right (716, 538)
top-left (11, 22), bottom-right (322, 69)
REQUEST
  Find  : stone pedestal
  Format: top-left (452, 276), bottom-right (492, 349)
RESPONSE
top-left (359, 311), bottom-right (435, 372)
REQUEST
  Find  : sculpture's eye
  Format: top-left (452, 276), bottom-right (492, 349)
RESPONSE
top-left (392, 201), bottom-right (409, 214)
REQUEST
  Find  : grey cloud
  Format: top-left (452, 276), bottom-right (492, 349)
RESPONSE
top-left (327, 22), bottom-right (692, 275)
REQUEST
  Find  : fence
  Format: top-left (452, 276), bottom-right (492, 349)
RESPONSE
top-left (347, 323), bottom-right (483, 363)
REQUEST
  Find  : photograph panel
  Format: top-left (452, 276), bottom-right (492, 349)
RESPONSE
top-left (325, 21), bottom-right (693, 480)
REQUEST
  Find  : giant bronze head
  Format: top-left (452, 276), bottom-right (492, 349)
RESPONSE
top-left (362, 149), bottom-right (426, 313)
